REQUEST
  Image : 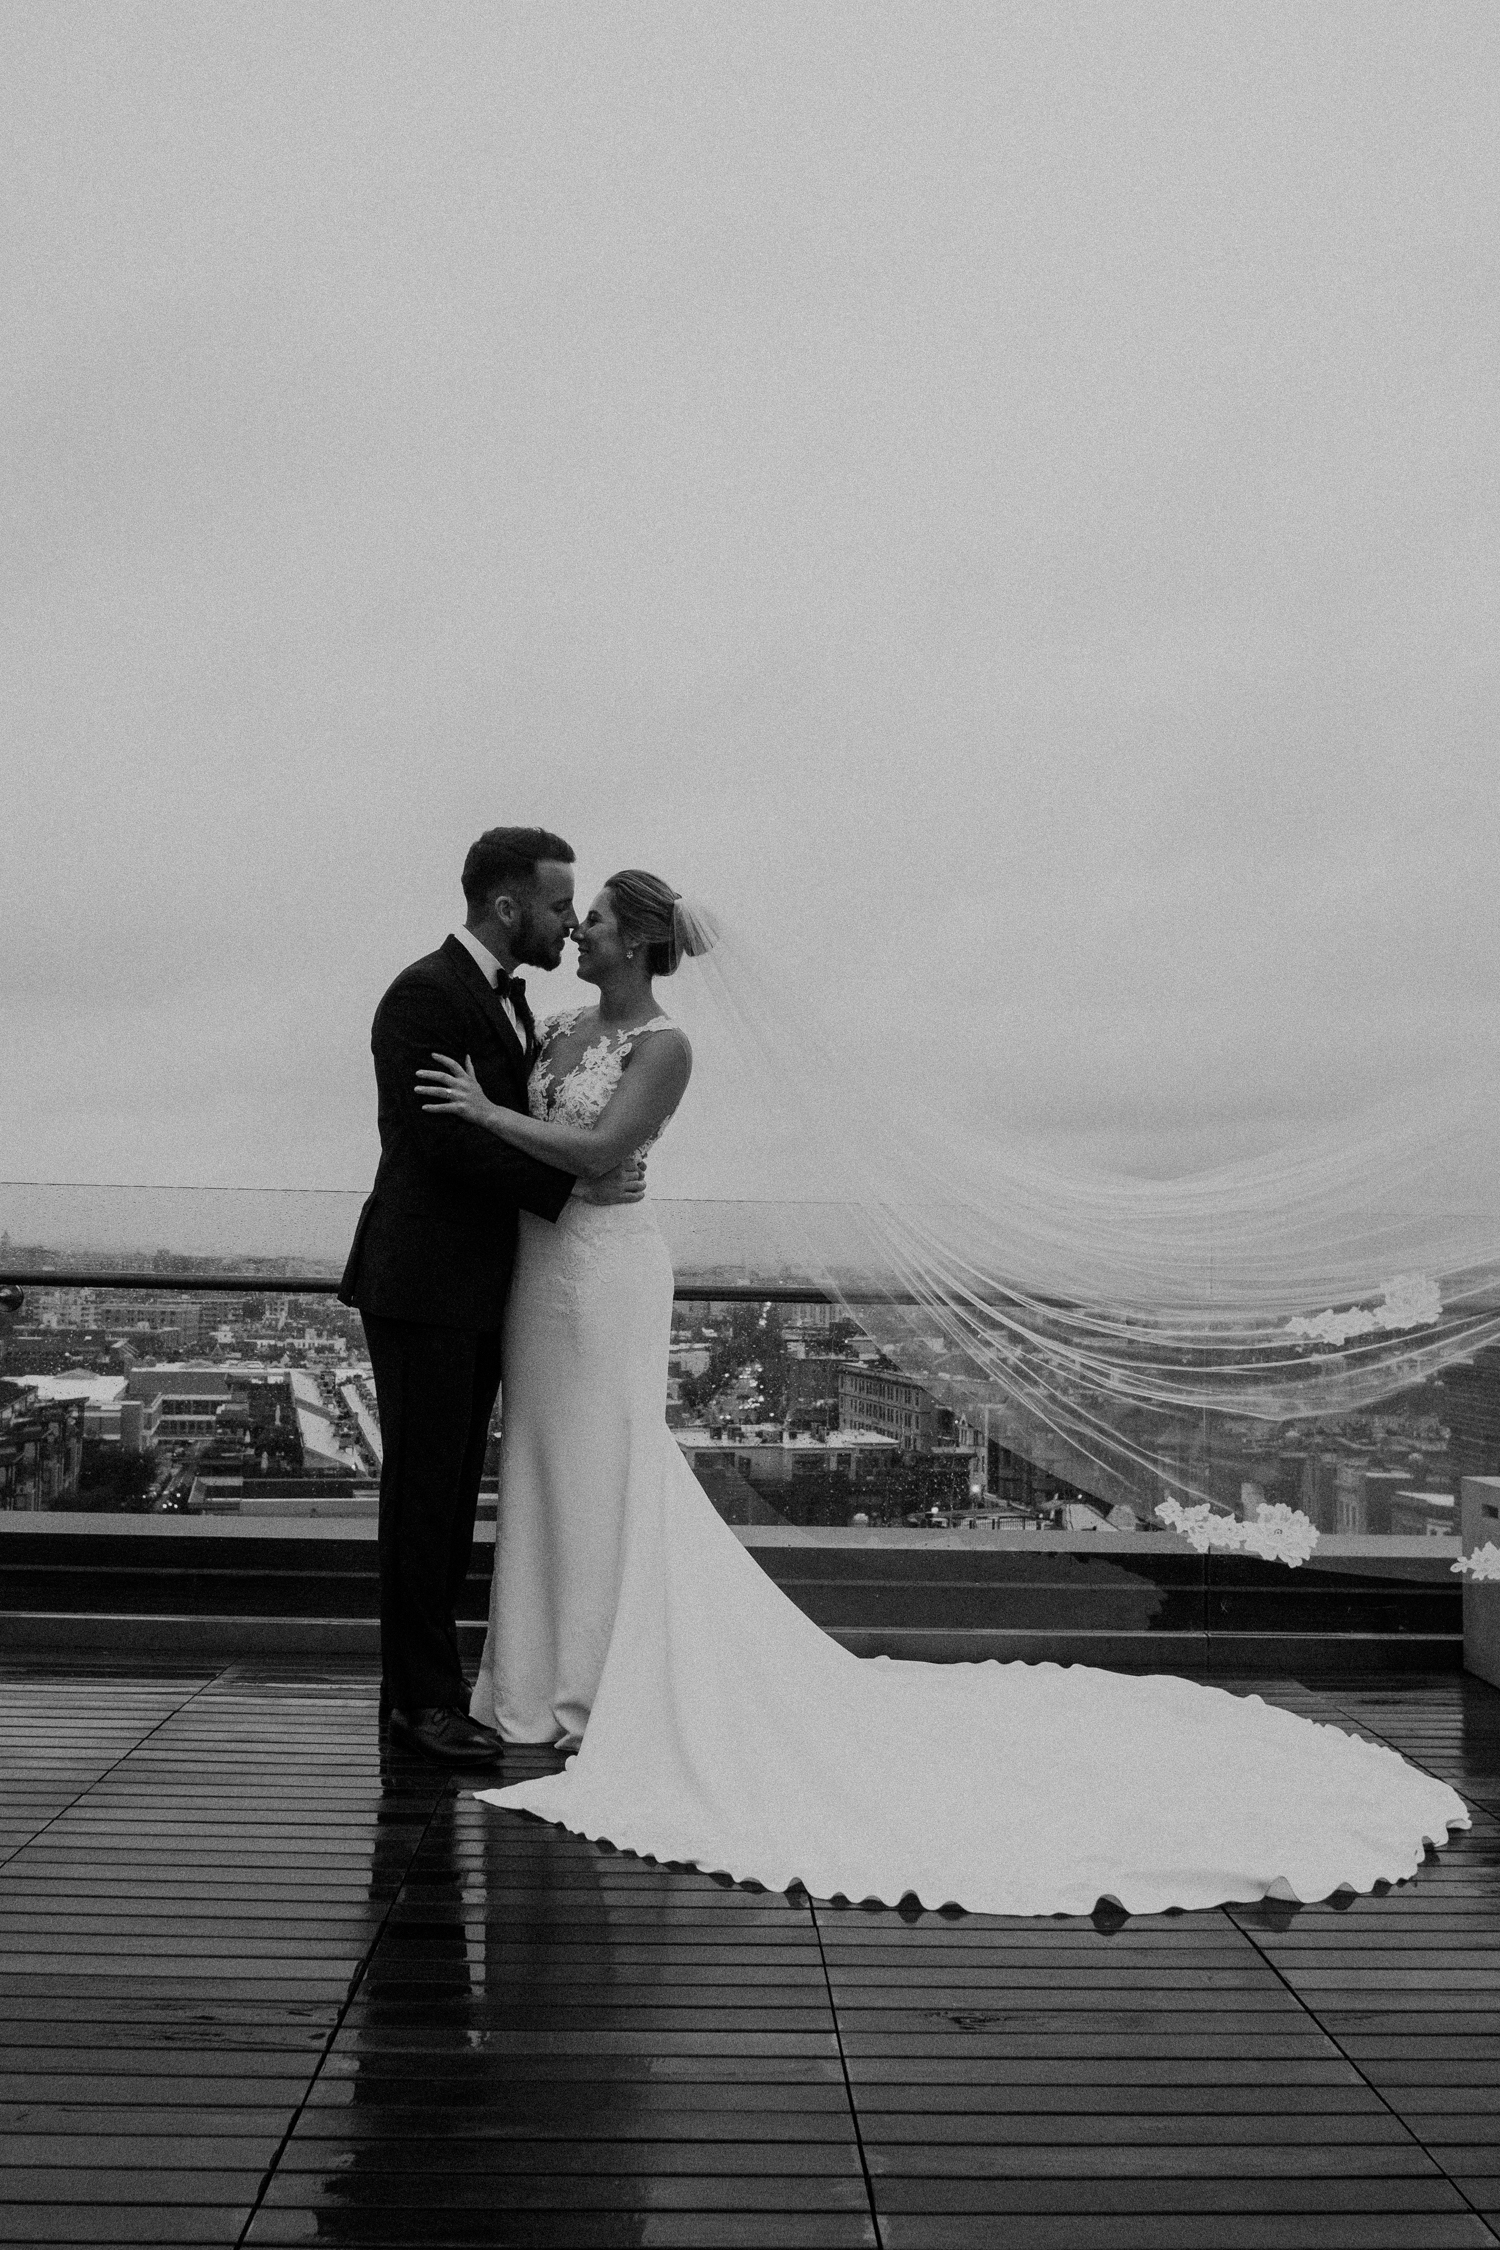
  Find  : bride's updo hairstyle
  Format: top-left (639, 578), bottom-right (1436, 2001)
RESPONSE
top-left (604, 870), bottom-right (715, 977)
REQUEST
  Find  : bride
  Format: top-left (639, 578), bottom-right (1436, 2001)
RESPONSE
top-left (414, 870), bottom-right (1469, 1917)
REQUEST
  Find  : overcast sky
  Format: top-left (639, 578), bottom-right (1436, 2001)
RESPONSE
top-left (5, 2), bottom-right (1498, 1208)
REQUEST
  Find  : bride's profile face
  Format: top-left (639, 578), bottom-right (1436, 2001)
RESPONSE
top-left (573, 889), bottom-right (629, 984)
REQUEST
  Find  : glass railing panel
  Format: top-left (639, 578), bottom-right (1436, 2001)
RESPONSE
top-left (0, 1182), bottom-right (852, 1295)
top-left (0, 1181), bottom-right (363, 1281)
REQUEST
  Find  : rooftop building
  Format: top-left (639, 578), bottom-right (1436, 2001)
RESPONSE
top-left (838, 1363), bottom-right (955, 1453)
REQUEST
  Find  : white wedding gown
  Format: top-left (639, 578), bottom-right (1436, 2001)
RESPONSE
top-left (470, 1014), bottom-right (1469, 1916)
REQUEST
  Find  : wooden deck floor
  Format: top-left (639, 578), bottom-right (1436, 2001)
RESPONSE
top-left (3, 1660), bottom-right (1499, 2249)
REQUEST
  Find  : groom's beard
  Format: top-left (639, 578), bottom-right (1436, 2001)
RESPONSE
top-left (512, 909), bottom-right (569, 971)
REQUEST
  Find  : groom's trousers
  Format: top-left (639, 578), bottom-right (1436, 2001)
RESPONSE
top-left (362, 1313), bottom-right (504, 1713)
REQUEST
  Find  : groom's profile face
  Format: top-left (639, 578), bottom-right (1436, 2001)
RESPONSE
top-left (510, 860), bottom-right (578, 971)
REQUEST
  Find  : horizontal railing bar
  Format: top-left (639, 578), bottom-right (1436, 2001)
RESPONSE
top-left (0, 1265), bottom-right (885, 1305)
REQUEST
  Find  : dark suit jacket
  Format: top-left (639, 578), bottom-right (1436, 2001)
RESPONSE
top-left (338, 935), bottom-right (577, 1330)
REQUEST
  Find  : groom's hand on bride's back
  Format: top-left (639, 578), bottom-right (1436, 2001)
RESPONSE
top-left (576, 1156), bottom-right (647, 1206)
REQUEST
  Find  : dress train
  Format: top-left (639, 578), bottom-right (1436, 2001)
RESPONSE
top-left (471, 1019), bottom-right (1468, 1916)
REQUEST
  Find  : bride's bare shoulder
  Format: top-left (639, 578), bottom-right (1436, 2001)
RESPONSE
top-left (631, 1021), bottom-right (693, 1075)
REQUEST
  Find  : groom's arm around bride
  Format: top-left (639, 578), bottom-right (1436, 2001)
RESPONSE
top-left (342, 939), bottom-right (572, 1331)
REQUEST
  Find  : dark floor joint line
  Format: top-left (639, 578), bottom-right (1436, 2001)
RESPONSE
top-left (808, 1890), bottom-right (885, 2250)
top-left (0, 1661), bottom-right (215, 1870)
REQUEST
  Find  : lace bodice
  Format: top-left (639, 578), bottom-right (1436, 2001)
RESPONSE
top-left (529, 1006), bottom-right (679, 1158)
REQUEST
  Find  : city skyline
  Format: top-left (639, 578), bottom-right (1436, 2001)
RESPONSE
top-left (4, 1263), bottom-right (1488, 1541)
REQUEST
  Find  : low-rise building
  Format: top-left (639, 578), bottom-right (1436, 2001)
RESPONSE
top-left (0, 1384), bottom-right (85, 1509)
top-left (35, 1291), bottom-right (208, 1345)
top-left (190, 1474), bottom-right (379, 1519)
top-left (678, 1431), bottom-right (899, 1488)
top-left (124, 1368), bottom-right (233, 1442)
top-left (18, 1373), bottom-right (147, 1451)
top-left (987, 1438), bottom-right (1051, 1514)
top-left (1388, 1489), bottom-right (1457, 1538)
top-left (288, 1369), bottom-right (365, 1474)
top-left (838, 1364), bottom-right (954, 1453)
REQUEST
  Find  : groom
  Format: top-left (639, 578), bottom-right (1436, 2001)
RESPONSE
top-left (339, 825), bottom-right (643, 1767)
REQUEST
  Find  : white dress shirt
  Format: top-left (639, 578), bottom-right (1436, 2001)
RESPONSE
top-left (452, 926), bottom-right (525, 1049)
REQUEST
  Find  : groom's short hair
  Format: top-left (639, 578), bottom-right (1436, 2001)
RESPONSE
top-left (461, 827), bottom-right (575, 907)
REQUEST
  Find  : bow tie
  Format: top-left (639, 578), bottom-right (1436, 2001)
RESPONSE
top-left (494, 973), bottom-right (526, 1006)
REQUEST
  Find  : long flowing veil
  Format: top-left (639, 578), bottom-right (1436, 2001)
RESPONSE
top-left (663, 897), bottom-right (1500, 1527)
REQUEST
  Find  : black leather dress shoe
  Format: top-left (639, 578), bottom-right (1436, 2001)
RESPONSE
top-left (387, 1706), bottom-right (505, 1768)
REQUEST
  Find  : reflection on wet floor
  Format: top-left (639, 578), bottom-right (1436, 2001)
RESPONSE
top-left (2, 1660), bottom-right (1499, 2247)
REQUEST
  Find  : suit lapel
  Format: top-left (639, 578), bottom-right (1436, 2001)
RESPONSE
top-left (438, 935), bottom-right (531, 1083)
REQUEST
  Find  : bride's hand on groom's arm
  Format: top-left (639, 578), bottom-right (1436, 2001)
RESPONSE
top-left (415, 1053), bottom-right (498, 1132)
top-left (420, 1031), bottom-right (688, 1188)
top-left (415, 1053), bottom-right (647, 1203)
